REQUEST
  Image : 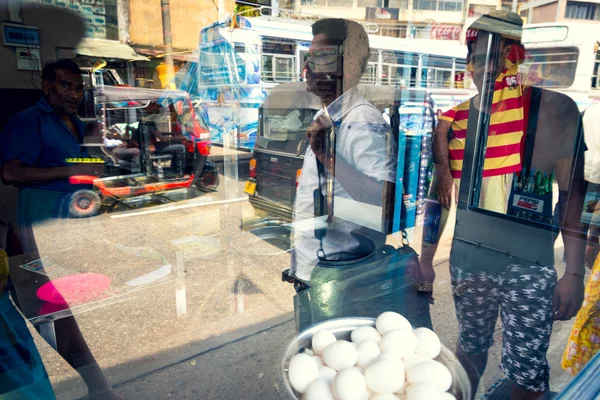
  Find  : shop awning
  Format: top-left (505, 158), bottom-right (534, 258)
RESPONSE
top-left (77, 38), bottom-right (150, 62)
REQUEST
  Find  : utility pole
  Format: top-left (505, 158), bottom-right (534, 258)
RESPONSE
top-left (161, 0), bottom-right (175, 87)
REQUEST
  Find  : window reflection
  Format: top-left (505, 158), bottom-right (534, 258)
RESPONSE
top-left (2, 2), bottom-right (600, 399)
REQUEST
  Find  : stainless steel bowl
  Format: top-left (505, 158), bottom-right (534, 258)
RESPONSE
top-left (281, 317), bottom-right (471, 399)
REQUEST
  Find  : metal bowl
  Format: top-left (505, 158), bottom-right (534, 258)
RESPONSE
top-left (281, 317), bottom-right (471, 400)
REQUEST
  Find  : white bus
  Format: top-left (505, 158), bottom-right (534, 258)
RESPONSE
top-left (522, 22), bottom-right (600, 110)
top-left (246, 16), bottom-right (472, 111)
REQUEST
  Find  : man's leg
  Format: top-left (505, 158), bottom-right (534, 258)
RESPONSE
top-left (160, 144), bottom-right (186, 176)
top-left (17, 189), bottom-right (121, 400)
top-left (456, 345), bottom-right (488, 396)
top-left (450, 264), bottom-right (500, 397)
top-left (499, 264), bottom-right (557, 400)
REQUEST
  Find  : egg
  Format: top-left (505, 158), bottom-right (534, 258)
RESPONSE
top-left (312, 330), bottom-right (337, 356)
top-left (406, 360), bottom-right (452, 392)
top-left (376, 352), bottom-right (402, 362)
top-left (380, 330), bottom-right (418, 357)
top-left (319, 366), bottom-right (337, 382)
top-left (351, 326), bottom-right (382, 344)
top-left (370, 394), bottom-right (400, 400)
top-left (288, 353), bottom-right (319, 394)
top-left (413, 328), bottom-right (441, 359)
top-left (360, 390), bottom-right (373, 400)
top-left (404, 383), bottom-right (444, 399)
top-left (357, 339), bottom-right (382, 368)
top-left (304, 378), bottom-right (336, 400)
top-left (376, 312), bottom-right (412, 335)
top-left (312, 356), bottom-right (324, 368)
top-left (333, 367), bottom-right (367, 400)
top-left (364, 359), bottom-right (405, 394)
top-left (322, 340), bottom-right (359, 371)
top-left (402, 354), bottom-right (429, 370)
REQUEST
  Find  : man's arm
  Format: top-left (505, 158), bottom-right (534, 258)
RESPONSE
top-left (0, 159), bottom-right (102, 186)
top-left (432, 119), bottom-right (454, 209)
top-left (549, 93), bottom-right (586, 320)
top-left (308, 114), bottom-right (389, 206)
top-left (1, 159), bottom-right (72, 186)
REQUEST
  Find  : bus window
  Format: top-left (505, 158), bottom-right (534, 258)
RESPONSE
top-left (262, 55), bottom-right (274, 82)
top-left (428, 69), bottom-right (453, 88)
top-left (234, 42), bottom-right (246, 54)
top-left (360, 63), bottom-right (378, 85)
top-left (523, 47), bottom-right (578, 88)
top-left (274, 56), bottom-right (294, 82)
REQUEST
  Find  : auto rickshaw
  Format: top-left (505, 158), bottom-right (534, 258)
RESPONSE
top-left (69, 74), bottom-right (219, 217)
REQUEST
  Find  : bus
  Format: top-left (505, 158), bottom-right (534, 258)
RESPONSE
top-left (249, 16), bottom-right (471, 93)
top-left (521, 22), bottom-right (600, 110)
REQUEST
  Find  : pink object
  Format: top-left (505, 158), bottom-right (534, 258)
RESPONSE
top-left (37, 273), bottom-right (112, 305)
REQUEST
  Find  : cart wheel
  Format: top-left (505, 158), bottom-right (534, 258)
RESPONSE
top-left (69, 190), bottom-right (101, 218)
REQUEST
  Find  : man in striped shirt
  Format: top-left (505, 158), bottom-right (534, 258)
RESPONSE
top-left (423, 11), bottom-right (586, 399)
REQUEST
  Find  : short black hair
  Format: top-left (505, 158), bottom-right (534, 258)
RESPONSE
top-left (312, 18), bottom-right (346, 44)
top-left (42, 59), bottom-right (82, 82)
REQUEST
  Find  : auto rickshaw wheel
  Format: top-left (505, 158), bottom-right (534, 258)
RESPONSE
top-left (195, 170), bottom-right (220, 192)
top-left (69, 190), bottom-right (101, 218)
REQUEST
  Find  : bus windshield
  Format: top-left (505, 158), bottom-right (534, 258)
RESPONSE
top-left (523, 47), bottom-right (579, 88)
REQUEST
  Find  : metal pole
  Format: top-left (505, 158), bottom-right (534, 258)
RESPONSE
top-left (161, 0), bottom-right (175, 87)
top-left (511, 0), bottom-right (518, 13)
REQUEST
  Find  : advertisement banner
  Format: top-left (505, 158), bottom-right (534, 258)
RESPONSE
top-left (365, 7), bottom-right (399, 20)
top-left (431, 25), bottom-right (461, 40)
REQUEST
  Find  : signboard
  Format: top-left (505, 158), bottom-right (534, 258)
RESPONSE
top-left (365, 7), bottom-right (399, 20)
top-left (431, 25), bottom-right (461, 41)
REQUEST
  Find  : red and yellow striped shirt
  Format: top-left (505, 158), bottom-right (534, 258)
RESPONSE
top-left (439, 64), bottom-right (525, 179)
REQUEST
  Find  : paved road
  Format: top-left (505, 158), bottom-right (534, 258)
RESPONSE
top-left (15, 168), bottom-right (577, 399)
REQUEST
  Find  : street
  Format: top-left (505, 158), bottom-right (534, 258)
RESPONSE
top-left (17, 155), bottom-right (577, 400)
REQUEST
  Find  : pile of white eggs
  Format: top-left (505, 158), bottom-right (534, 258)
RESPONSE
top-left (287, 312), bottom-right (455, 400)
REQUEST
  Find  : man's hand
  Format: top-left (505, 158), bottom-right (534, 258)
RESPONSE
top-left (307, 114), bottom-right (332, 165)
top-left (436, 167), bottom-right (456, 209)
top-left (553, 274), bottom-right (585, 321)
top-left (69, 163), bottom-right (104, 177)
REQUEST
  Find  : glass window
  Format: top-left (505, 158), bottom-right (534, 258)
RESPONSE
top-left (414, 0), bottom-right (437, 10)
top-left (357, 0), bottom-right (380, 6)
top-left (273, 56), bottom-right (294, 81)
top-left (565, 1), bottom-right (599, 20)
top-left (522, 47), bottom-right (578, 88)
top-left (5, 4), bottom-right (599, 400)
top-left (262, 54), bottom-right (274, 81)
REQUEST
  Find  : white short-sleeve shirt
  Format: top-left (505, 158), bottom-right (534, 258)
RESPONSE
top-left (291, 87), bottom-right (396, 281)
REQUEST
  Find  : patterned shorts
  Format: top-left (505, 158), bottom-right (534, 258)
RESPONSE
top-left (450, 263), bottom-right (557, 392)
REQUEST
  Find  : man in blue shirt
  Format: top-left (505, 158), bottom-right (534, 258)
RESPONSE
top-left (1, 59), bottom-right (102, 193)
top-left (0, 59), bottom-right (120, 400)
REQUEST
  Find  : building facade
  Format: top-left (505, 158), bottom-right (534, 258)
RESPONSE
top-left (287, 0), bottom-right (503, 39)
top-left (520, 0), bottom-right (600, 23)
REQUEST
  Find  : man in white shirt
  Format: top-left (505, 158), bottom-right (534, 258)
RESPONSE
top-left (291, 18), bottom-right (396, 282)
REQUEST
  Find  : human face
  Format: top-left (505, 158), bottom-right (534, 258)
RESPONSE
top-left (469, 33), bottom-right (512, 94)
top-left (42, 68), bottom-right (84, 116)
top-left (305, 33), bottom-right (342, 104)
